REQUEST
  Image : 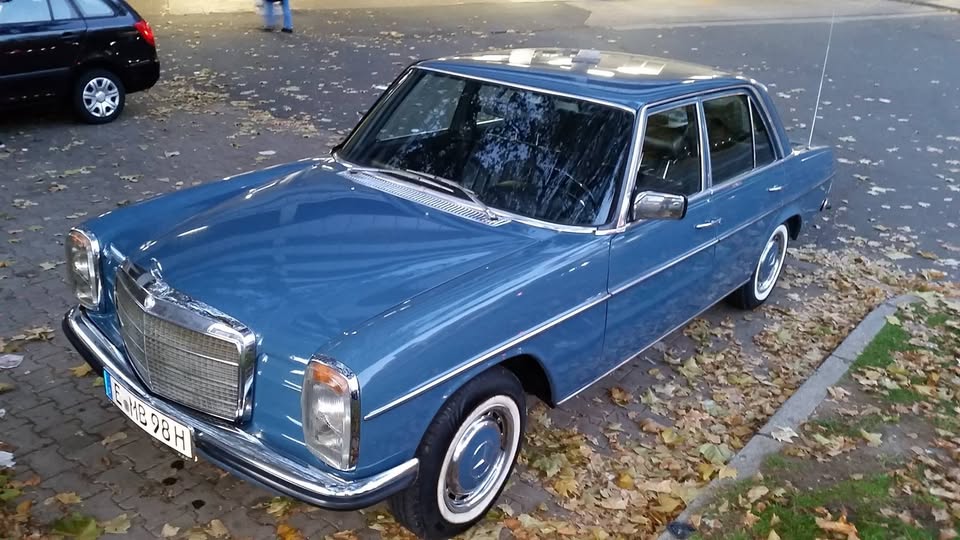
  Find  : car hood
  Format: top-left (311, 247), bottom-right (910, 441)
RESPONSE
top-left (128, 165), bottom-right (539, 358)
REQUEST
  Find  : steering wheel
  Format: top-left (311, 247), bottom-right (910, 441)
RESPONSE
top-left (482, 160), bottom-right (600, 222)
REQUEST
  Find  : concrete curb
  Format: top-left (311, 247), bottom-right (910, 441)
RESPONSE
top-left (657, 293), bottom-right (919, 540)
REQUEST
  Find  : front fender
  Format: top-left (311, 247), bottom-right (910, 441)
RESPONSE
top-left (321, 230), bottom-right (612, 473)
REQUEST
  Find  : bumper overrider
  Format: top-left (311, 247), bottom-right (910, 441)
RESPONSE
top-left (62, 307), bottom-right (418, 510)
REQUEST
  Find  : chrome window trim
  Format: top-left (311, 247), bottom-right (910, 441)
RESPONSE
top-left (363, 291), bottom-right (611, 420)
top-left (307, 355), bottom-right (362, 471)
top-left (611, 96), bottom-right (707, 231)
top-left (612, 83), bottom-right (786, 231)
top-left (413, 65), bottom-right (638, 113)
top-left (117, 260), bottom-right (257, 423)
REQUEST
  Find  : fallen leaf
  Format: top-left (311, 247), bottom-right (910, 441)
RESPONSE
top-left (101, 432), bottom-right (127, 446)
top-left (206, 519), bottom-right (229, 538)
top-left (70, 363), bottom-right (93, 378)
top-left (747, 485), bottom-right (769, 503)
top-left (160, 524), bottom-right (180, 537)
top-left (771, 426), bottom-right (799, 443)
top-left (54, 492), bottom-right (83, 505)
top-left (52, 513), bottom-right (102, 540)
top-left (816, 514), bottom-right (858, 537)
top-left (101, 513), bottom-right (131, 534)
top-left (860, 430), bottom-right (883, 447)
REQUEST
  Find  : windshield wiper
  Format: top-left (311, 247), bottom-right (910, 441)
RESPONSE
top-left (347, 166), bottom-right (500, 222)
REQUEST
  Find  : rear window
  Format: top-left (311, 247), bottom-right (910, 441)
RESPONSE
top-left (73, 0), bottom-right (114, 17)
top-left (0, 0), bottom-right (52, 24)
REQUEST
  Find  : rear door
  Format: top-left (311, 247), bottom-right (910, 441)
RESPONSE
top-left (702, 91), bottom-right (786, 298)
top-left (0, 0), bottom-right (86, 105)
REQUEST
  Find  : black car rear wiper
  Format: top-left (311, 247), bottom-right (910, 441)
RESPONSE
top-left (347, 166), bottom-right (500, 222)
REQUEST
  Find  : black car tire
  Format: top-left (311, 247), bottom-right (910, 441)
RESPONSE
top-left (73, 69), bottom-right (126, 124)
top-left (728, 222), bottom-right (790, 310)
top-left (389, 366), bottom-right (525, 539)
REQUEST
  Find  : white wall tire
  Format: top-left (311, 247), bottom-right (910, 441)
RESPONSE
top-left (729, 223), bottom-right (790, 310)
top-left (390, 367), bottom-right (525, 539)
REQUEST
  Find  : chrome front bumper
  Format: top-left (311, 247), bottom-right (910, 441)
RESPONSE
top-left (63, 307), bottom-right (418, 510)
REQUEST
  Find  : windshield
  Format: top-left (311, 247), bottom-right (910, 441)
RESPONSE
top-left (338, 69), bottom-right (635, 226)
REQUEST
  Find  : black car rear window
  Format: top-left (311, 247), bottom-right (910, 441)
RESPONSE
top-left (72, 0), bottom-right (114, 17)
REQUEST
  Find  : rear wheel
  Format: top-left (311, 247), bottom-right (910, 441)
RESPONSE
top-left (73, 69), bottom-right (125, 124)
top-left (390, 367), bottom-right (525, 539)
top-left (728, 223), bottom-right (789, 309)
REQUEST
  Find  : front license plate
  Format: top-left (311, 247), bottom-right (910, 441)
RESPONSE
top-left (103, 370), bottom-right (194, 459)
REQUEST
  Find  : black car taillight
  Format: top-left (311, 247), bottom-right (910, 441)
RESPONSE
top-left (134, 20), bottom-right (156, 47)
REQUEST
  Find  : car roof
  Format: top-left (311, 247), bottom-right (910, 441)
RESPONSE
top-left (416, 48), bottom-right (757, 111)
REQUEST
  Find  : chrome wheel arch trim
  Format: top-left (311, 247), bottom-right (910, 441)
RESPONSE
top-left (362, 291), bottom-right (611, 421)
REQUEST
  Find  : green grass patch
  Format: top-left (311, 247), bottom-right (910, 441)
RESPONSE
top-left (885, 387), bottom-right (924, 404)
top-left (852, 323), bottom-right (911, 370)
top-left (700, 474), bottom-right (936, 540)
top-left (809, 413), bottom-right (889, 438)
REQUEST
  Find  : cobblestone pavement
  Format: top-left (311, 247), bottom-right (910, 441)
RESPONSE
top-left (1, 3), bottom-right (958, 538)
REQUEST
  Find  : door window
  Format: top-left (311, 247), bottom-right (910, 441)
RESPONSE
top-left (49, 0), bottom-right (77, 18)
top-left (635, 104), bottom-right (702, 198)
top-left (72, 0), bottom-right (113, 17)
top-left (752, 102), bottom-right (776, 167)
top-left (703, 95), bottom-right (754, 185)
top-left (0, 0), bottom-right (52, 24)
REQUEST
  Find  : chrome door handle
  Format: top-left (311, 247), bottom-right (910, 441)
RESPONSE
top-left (767, 185), bottom-right (784, 192)
top-left (695, 219), bottom-right (721, 229)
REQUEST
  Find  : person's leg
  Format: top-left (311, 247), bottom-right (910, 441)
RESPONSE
top-left (281, 0), bottom-right (293, 31)
top-left (263, 0), bottom-right (275, 29)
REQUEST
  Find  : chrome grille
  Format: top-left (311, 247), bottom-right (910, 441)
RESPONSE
top-left (115, 266), bottom-right (251, 420)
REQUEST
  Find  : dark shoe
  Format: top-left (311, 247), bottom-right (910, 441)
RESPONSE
top-left (281, 27), bottom-right (293, 33)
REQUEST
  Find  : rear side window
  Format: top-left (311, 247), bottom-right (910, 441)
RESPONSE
top-left (0, 0), bottom-right (52, 24)
top-left (703, 95), bottom-right (754, 185)
top-left (72, 0), bottom-right (114, 17)
top-left (636, 104), bottom-right (702, 197)
top-left (752, 103), bottom-right (776, 167)
top-left (49, 0), bottom-right (77, 18)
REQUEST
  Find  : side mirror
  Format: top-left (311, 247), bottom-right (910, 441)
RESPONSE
top-left (631, 191), bottom-right (688, 221)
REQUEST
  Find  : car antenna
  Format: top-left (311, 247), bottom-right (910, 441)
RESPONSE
top-left (807, 9), bottom-right (836, 148)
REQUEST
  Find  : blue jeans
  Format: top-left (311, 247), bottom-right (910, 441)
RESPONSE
top-left (264, 0), bottom-right (292, 30)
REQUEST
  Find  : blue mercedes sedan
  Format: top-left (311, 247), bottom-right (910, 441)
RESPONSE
top-left (62, 49), bottom-right (834, 538)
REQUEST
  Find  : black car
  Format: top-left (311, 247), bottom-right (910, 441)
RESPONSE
top-left (0, 0), bottom-right (159, 123)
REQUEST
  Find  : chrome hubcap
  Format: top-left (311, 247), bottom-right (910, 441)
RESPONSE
top-left (437, 397), bottom-right (520, 523)
top-left (755, 226), bottom-right (788, 298)
top-left (82, 77), bottom-right (120, 118)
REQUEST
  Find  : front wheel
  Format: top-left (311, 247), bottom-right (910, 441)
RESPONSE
top-left (73, 69), bottom-right (126, 124)
top-left (390, 367), bottom-right (525, 539)
top-left (728, 223), bottom-right (789, 310)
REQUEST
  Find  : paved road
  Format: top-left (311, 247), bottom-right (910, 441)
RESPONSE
top-left (0, 1), bottom-right (957, 538)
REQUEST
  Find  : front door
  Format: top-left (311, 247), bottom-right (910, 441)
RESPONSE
top-left (0, 0), bottom-right (86, 106)
top-left (701, 92), bottom-right (786, 297)
top-left (604, 101), bottom-right (719, 368)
